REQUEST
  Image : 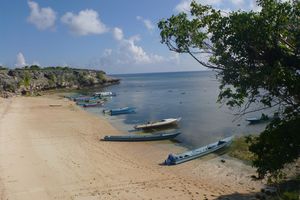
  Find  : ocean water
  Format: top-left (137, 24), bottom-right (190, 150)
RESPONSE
top-left (85, 71), bottom-right (270, 147)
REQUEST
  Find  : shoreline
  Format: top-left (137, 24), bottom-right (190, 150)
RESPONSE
top-left (0, 95), bottom-right (264, 200)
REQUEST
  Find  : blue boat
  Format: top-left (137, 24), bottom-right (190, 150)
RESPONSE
top-left (74, 96), bottom-right (99, 102)
top-left (102, 131), bottom-right (181, 142)
top-left (83, 102), bottom-right (104, 107)
top-left (94, 91), bottom-right (116, 97)
top-left (164, 136), bottom-right (233, 165)
top-left (103, 107), bottom-right (135, 115)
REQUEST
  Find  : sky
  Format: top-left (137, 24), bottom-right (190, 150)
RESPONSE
top-left (0, 0), bottom-right (260, 74)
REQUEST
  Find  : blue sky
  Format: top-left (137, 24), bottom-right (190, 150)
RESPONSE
top-left (0, 0), bottom-right (259, 74)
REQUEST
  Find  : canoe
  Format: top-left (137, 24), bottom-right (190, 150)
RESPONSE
top-left (64, 94), bottom-right (83, 100)
top-left (246, 113), bottom-right (274, 124)
top-left (102, 131), bottom-right (181, 142)
top-left (164, 136), bottom-right (234, 165)
top-left (103, 107), bottom-right (135, 115)
top-left (134, 118), bottom-right (181, 129)
top-left (94, 91), bottom-right (116, 97)
top-left (74, 96), bottom-right (98, 102)
top-left (245, 117), bottom-right (262, 124)
top-left (76, 99), bottom-right (103, 105)
top-left (83, 102), bottom-right (104, 107)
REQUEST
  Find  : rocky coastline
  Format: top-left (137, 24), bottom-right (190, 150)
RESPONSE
top-left (0, 66), bottom-right (120, 98)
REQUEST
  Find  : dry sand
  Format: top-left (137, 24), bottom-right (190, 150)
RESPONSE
top-left (0, 96), bottom-right (264, 200)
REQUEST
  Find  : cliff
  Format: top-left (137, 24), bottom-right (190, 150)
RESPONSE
top-left (0, 67), bottom-right (120, 97)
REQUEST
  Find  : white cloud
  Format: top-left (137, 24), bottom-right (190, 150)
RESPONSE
top-left (231, 0), bottom-right (245, 6)
top-left (119, 38), bottom-right (151, 64)
top-left (113, 27), bottom-right (124, 41)
top-left (175, 0), bottom-right (192, 13)
top-left (15, 52), bottom-right (27, 67)
top-left (175, 0), bottom-right (222, 13)
top-left (175, 0), bottom-right (262, 13)
top-left (96, 27), bottom-right (165, 67)
top-left (136, 16), bottom-right (155, 31)
top-left (27, 1), bottom-right (56, 30)
top-left (61, 9), bottom-right (108, 36)
top-left (249, 0), bottom-right (262, 12)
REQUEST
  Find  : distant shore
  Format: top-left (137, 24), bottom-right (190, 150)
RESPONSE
top-left (0, 95), bottom-right (264, 200)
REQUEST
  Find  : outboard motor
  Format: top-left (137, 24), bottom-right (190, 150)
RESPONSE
top-left (165, 154), bottom-right (176, 165)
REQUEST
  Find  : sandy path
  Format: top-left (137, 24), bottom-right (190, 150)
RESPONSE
top-left (0, 96), bottom-right (263, 200)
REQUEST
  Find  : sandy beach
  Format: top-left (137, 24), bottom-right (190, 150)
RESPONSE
top-left (0, 95), bottom-right (264, 200)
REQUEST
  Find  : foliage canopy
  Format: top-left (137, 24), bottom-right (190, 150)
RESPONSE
top-left (158, 0), bottom-right (300, 179)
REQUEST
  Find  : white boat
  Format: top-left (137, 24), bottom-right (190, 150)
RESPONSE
top-left (134, 118), bottom-right (181, 129)
top-left (164, 136), bottom-right (234, 165)
top-left (94, 91), bottom-right (116, 97)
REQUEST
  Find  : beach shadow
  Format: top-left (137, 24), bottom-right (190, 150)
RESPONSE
top-left (212, 192), bottom-right (261, 200)
top-left (213, 178), bottom-right (300, 200)
top-left (140, 124), bottom-right (180, 133)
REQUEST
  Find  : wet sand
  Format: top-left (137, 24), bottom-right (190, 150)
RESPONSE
top-left (0, 96), bottom-right (263, 200)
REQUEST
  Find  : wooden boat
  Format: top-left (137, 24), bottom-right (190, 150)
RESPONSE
top-left (76, 99), bottom-right (103, 105)
top-left (134, 118), bottom-right (181, 129)
top-left (164, 136), bottom-right (234, 165)
top-left (102, 131), bottom-right (181, 142)
top-left (83, 102), bottom-right (104, 107)
top-left (64, 94), bottom-right (83, 100)
top-left (74, 96), bottom-right (98, 102)
top-left (103, 107), bottom-right (135, 115)
top-left (245, 117), bottom-right (262, 124)
top-left (246, 113), bottom-right (272, 124)
top-left (94, 91), bottom-right (116, 97)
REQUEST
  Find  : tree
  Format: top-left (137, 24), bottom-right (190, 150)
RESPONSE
top-left (29, 65), bottom-right (40, 70)
top-left (158, 0), bottom-right (300, 179)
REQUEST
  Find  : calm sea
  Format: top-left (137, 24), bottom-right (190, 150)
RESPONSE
top-left (85, 71), bottom-right (269, 147)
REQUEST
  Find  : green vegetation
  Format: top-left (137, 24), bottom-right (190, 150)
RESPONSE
top-left (23, 71), bottom-right (31, 88)
top-left (228, 136), bottom-right (255, 163)
top-left (282, 191), bottom-right (299, 200)
top-left (0, 66), bottom-right (8, 70)
top-left (29, 65), bottom-right (41, 70)
top-left (0, 66), bottom-right (117, 97)
top-left (158, 0), bottom-right (300, 180)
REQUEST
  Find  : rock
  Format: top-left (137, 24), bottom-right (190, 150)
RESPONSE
top-left (0, 67), bottom-right (120, 97)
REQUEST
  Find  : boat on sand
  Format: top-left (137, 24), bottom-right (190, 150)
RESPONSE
top-left (83, 102), bottom-right (104, 107)
top-left (134, 118), bottom-right (181, 129)
top-left (164, 136), bottom-right (233, 165)
top-left (102, 131), bottom-right (181, 142)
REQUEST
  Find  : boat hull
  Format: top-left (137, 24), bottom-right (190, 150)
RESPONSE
top-left (110, 109), bottom-right (135, 115)
top-left (134, 118), bottom-right (181, 129)
top-left (165, 136), bottom-right (233, 165)
top-left (102, 132), bottom-right (181, 142)
top-left (103, 107), bottom-right (135, 115)
top-left (83, 103), bottom-right (103, 107)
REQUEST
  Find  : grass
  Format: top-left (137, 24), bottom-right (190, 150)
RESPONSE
top-left (228, 136), bottom-right (255, 163)
top-left (228, 137), bottom-right (300, 200)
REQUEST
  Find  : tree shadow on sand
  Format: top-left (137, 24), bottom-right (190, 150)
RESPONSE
top-left (213, 178), bottom-right (300, 200)
top-left (213, 192), bottom-right (266, 200)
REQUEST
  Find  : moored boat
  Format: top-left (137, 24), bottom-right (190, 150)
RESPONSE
top-left (102, 131), bottom-right (181, 142)
top-left (83, 102), bottom-right (104, 107)
top-left (76, 99), bottom-right (103, 105)
top-left (134, 118), bottom-right (181, 129)
top-left (94, 91), bottom-right (116, 97)
top-left (103, 107), bottom-right (135, 115)
top-left (245, 117), bottom-right (262, 124)
top-left (73, 96), bottom-right (99, 102)
top-left (246, 113), bottom-right (274, 124)
top-left (164, 136), bottom-right (234, 165)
